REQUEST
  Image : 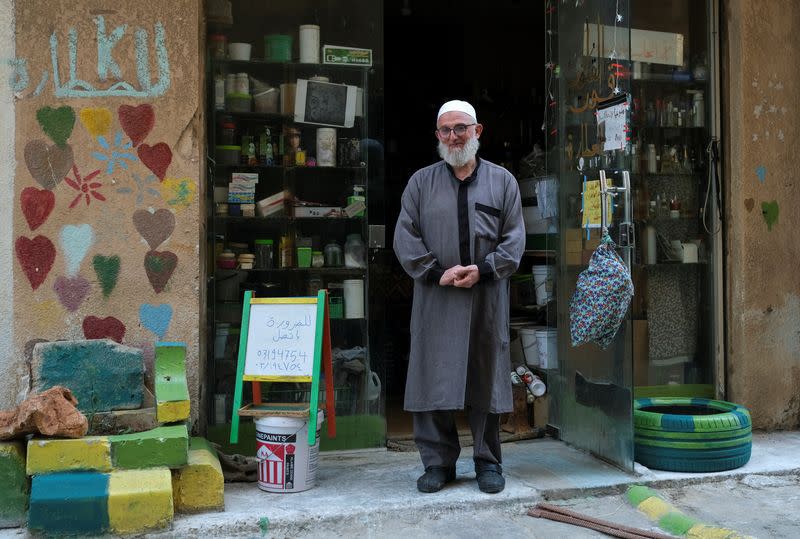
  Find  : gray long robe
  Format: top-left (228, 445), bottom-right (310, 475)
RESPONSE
top-left (393, 158), bottom-right (525, 413)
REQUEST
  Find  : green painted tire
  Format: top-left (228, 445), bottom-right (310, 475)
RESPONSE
top-left (633, 397), bottom-right (752, 472)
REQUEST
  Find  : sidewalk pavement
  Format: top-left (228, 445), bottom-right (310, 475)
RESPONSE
top-left (161, 431), bottom-right (800, 538)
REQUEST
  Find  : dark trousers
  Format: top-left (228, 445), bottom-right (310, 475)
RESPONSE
top-left (412, 408), bottom-right (501, 469)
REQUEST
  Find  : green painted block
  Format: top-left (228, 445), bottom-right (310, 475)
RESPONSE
top-left (31, 340), bottom-right (144, 413)
top-left (626, 485), bottom-right (658, 507)
top-left (0, 442), bottom-right (28, 528)
top-left (155, 342), bottom-right (190, 423)
top-left (658, 510), bottom-right (698, 536)
top-left (110, 425), bottom-right (188, 469)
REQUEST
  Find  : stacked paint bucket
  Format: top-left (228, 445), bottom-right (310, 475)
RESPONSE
top-left (255, 409), bottom-right (325, 493)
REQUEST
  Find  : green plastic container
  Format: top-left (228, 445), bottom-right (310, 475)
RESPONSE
top-left (296, 246), bottom-right (312, 268)
top-left (264, 34), bottom-right (292, 62)
top-left (329, 296), bottom-right (343, 319)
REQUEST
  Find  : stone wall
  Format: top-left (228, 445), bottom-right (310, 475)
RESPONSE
top-left (723, 0), bottom-right (800, 428)
top-left (1, 0), bottom-right (204, 426)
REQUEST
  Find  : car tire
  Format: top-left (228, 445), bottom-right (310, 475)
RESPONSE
top-left (633, 397), bottom-right (752, 473)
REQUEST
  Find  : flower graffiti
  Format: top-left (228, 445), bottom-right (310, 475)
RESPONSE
top-left (65, 164), bottom-right (104, 208)
top-left (92, 130), bottom-right (138, 174)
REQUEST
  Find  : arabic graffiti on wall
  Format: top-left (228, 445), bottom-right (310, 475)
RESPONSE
top-left (6, 15), bottom-right (170, 99)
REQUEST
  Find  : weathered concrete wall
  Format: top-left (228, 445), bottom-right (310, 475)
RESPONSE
top-left (3, 1), bottom-right (204, 426)
top-left (724, 0), bottom-right (800, 429)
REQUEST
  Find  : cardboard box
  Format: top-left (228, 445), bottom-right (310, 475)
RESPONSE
top-left (533, 394), bottom-right (550, 429)
top-left (566, 251), bottom-right (582, 266)
top-left (633, 320), bottom-right (649, 386)
top-left (566, 239), bottom-right (582, 253)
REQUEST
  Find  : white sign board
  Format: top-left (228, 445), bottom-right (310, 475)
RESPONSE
top-left (597, 101), bottom-right (628, 151)
top-left (244, 302), bottom-right (318, 379)
top-left (583, 24), bottom-right (684, 66)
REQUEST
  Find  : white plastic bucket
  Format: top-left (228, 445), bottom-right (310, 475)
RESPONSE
top-left (536, 329), bottom-right (559, 370)
top-left (228, 42), bottom-right (252, 61)
top-left (532, 265), bottom-right (556, 305)
top-left (343, 279), bottom-right (365, 319)
top-left (519, 326), bottom-right (541, 368)
top-left (255, 410), bottom-right (324, 493)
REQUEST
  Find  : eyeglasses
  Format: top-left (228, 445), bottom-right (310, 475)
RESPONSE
top-left (435, 123), bottom-right (476, 138)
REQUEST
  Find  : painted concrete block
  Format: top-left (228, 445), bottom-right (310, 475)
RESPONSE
top-left (28, 472), bottom-right (109, 535)
top-left (89, 407), bottom-right (159, 435)
top-left (110, 424), bottom-right (188, 469)
top-left (0, 442), bottom-right (28, 528)
top-left (172, 437), bottom-right (224, 513)
top-left (108, 468), bottom-right (173, 534)
top-left (31, 339), bottom-right (144, 413)
top-left (26, 437), bottom-right (112, 475)
top-left (155, 342), bottom-right (191, 423)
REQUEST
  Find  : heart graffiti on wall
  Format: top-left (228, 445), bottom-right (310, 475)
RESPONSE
top-left (82, 315), bottom-right (126, 343)
top-left (20, 187), bottom-right (55, 231)
top-left (132, 208), bottom-right (175, 250)
top-left (24, 140), bottom-right (74, 190)
top-left (36, 106), bottom-right (75, 147)
top-left (15, 235), bottom-right (56, 290)
top-left (53, 275), bottom-right (91, 312)
top-left (144, 250), bottom-right (178, 293)
top-left (137, 142), bottom-right (172, 180)
top-left (118, 104), bottom-right (155, 147)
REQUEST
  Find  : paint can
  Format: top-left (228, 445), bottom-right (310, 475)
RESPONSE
top-left (518, 326), bottom-right (542, 368)
top-left (531, 265), bottom-right (556, 305)
top-left (255, 410), bottom-right (324, 493)
top-left (343, 279), bottom-right (365, 319)
top-left (535, 328), bottom-right (559, 370)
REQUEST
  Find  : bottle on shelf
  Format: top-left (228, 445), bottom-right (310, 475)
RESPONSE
top-left (646, 144), bottom-right (657, 174)
top-left (344, 234), bottom-right (366, 269)
top-left (258, 126), bottom-right (274, 166)
top-left (324, 240), bottom-right (343, 267)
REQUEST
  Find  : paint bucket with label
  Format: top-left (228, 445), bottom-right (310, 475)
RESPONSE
top-left (532, 265), bottom-right (556, 305)
top-left (343, 279), bottom-right (364, 319)
top-left (535, 328), bottom-right (559, 370)
top-left (255, 410), bottom-right (324, 493)
top-left (519, 326), bottom-right (543, 368)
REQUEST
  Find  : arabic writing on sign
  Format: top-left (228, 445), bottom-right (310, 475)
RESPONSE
top-left (245, 303), bottom-right (318, 378)
top-left (596, 101), bottom-right (628, 152)
top-left (582, 179), bottom-right (613, 228)
top-left (6, 15), bottom-right (170, 99)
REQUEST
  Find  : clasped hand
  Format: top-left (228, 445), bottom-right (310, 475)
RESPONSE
top-left (439, 265), bottom-right (479, 288)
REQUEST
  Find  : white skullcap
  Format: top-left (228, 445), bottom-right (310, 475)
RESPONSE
top-left (437, 100), bottom-right (477, 122)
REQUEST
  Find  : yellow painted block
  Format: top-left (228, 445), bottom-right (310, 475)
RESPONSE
top-left (26, 437), bottom-right (112, 475)
top-left (157, 399), bottom-right (191, 423)
top-left (565, 228), bottom-right (582, 242)
top-left (637, 496), bottom-right (672, 521)
top-left (108, 468), bottom-right (173, 534)
top-left (687, 524), bottom-right (749, 539)
top-left (172, 439), bottom-right (224, 513)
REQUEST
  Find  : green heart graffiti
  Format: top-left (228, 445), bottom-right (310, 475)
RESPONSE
top-left (36, 106), bottom-right (76, 147)
top-left (761, 200), bottom-right (779, 231)
top-left (93, 255), bottom-right (121, 297)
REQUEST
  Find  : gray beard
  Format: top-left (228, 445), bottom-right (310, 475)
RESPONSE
top-left (438, 136), bottom-right (480, 168)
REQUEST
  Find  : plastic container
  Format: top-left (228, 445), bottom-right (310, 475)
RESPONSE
top-left (255, 239), bottom-right (274, 269)
top-left (316, 128), bottom-right (337, 167)
top-left (254, 87), bottom-right (279, 113)
top-left (324, 241), bottom-right (343, 267)
top-left (299, 24), bottom-right (320, 63)
top-left (519, 326), bottom-right (542, 367)
top-left (255, 410), bottom-right (324, 493)
top-left (264, 34), bottom-right (292, 62)
top-left (343, 279), bottom-right (365, 319)
top-left (532, 265), bottom-right (556, 305)
top-left (216, 145), bottom-right (241, 165)
top-left (220, 121), bottom-right (236, 145)
top-left (311, 251), bottom-right (324, 268)
top-left (280, 82), bottom-right (296, 115)
top-left (214, 323), bottom-right (230, 359)
top-left (226, 93), bottom-right (251, 113)
top-left (228, 42), bottom-right (252, 61)
top-left (297, 247), bottom-right (312, 268)
top-left (536, 328), bottom-right (559, 370)
top-left (344, 234), bottom-right (366, 268)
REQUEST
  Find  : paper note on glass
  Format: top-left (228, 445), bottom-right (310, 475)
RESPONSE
top-left (583, 179), bottom-right (613, 228)
top-left (596, 101), bottom-right (627, 151)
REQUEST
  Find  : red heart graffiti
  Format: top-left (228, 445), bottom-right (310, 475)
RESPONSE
top-left (15, 235), bottom-right (56, 290)
top-left (20, 187), bottom-right (55, 231)
top-left (118, 104), bottom-right (155, 147)
top-left (137, 143), bottom-right (172, 181)
top-left (82, 315), bottom-right (126, 343)
top-left (144, 250), bottom-right (178, 293)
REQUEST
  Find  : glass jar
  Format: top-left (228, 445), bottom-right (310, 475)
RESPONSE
top-left (220, 120), bottom-right (236, 146)
top-left (279, 235), bottom-right (294, 268)
top-left (323, 241), bottom-right (343, 267)
top-left (307, 276), bottom-right (322, 297)
top-left (344, 234), bottom-right (366, 268)
top-left (311, 250), bottom-right (324, 268)
top-left (254, 239), bottom-right (274, 269)
top-left (208, 34), bottom-right (227, 60)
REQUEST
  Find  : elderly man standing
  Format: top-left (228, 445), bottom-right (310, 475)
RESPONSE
top-left (393, 100), bottom-right (525, 494)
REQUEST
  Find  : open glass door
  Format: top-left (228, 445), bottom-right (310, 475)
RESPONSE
top-left (547, 0), bottom-right (634, 470)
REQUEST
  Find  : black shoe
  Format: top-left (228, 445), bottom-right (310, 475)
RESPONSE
top-left (416, 465), bottom-right (456, 493)
top-left (475, 462), bottom-right (505, 494)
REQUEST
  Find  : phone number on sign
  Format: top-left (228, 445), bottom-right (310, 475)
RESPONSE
top-left (255, 348), bottom-right (308, 372)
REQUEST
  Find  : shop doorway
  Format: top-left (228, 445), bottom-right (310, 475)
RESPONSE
top-left (382, 0), bottom-right (546, 440)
